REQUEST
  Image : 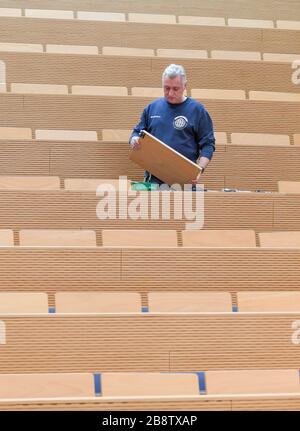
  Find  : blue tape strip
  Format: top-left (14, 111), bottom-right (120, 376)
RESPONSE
top-left (94, 373), bottom-right (101, 396)
top-left (232, 306), bottom-right (238, 312)
top-left (48, 307), bottom-right (55, 313)
top-left (142, 307), bottom-right (149, 313)
top-left (197, 372), bottom-right (206, 393)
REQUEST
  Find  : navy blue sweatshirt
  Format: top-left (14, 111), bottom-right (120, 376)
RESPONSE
top-left (130, 97), bottom-right (215, 164)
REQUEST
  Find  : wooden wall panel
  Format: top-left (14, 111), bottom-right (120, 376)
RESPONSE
top-left (1, 141), bottom-right (300, 191)
top-left (1, 53), bottom-right (299, 94)
top-left (1, 1), bottom-right (300, 21)
top-left (224, 146), bottom-right (300, 190)
top-left (0, 143), bottom-right (50, 175)
top-left (0, 249), bottom-right (298, 300)
top-left (0, 95), bottom-right (300, 140)
top-left (0, 18), bottom-right (299, 54)
top-left (0, 248), bottom-right (121, 304)
top-left (121, 249), bottom-right (300, 291)
top-left (49, 143), bottom-right (142, 180)
top-left (0, 314), bottom-right (299, 373)
top-left (273, 197), bottom-right (300, 230)
top-left (0, 191), bottom-right (274, 232)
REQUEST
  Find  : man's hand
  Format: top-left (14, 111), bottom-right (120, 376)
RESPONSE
top-left (192, 166), bottom-right (204, 183)
top-left (130, 136), bottom-right (141, 150)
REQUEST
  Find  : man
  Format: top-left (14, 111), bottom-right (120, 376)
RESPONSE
top-left (129, 63), bottom-right (215, 185)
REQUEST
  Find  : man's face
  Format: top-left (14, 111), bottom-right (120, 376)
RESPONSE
top-left (163, 75), bottom-right (186, 104)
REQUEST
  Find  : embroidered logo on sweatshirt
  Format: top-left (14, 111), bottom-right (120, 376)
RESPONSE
top-left (173, 116), bottom-right (188, 130)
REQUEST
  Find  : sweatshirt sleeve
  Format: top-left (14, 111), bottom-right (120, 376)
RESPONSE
top-left (129, 107), bottom-right (148, 143)
top-left (197, 108), bottom-right (216, 160)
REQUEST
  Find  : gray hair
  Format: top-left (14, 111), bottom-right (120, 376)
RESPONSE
top-left (162, 64), bottom-right (187, 84)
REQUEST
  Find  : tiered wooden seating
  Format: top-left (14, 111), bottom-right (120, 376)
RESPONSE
top-left (0, 50), bottom-right (299, 192)
top-left (0, 0), bottom-right (300, 412)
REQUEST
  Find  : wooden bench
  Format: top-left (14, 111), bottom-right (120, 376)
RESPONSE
top-left (101, 372), bottom-right (199, 396)
top-left (102, 229), bottom-right (178, 247)
top-left (259, 231), bottom-right (300, 248)
top-left (205, 369), bottom-right (300, 395)
top-left (19, 229), bottom-right (97, 247)
top-left (55, 292), bottom-right (141, 313)
top-left (182, 229), bottom-right (256, 247)
top-left (0, 373), bottom-right (94, 399)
